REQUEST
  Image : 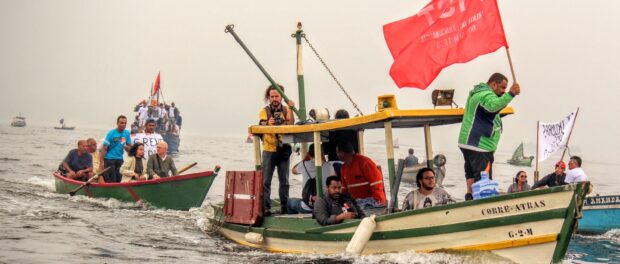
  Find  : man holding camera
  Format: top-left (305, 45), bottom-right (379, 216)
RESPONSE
top-left (259, 84), bottom-right (295, 215)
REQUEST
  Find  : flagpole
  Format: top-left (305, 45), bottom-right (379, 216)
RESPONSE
top-left (560, 107), bottom-right (580, 161)
top-left (535, 120), bottom-right (540, 182)
top-left (506, 48), bottom-right (517, 82)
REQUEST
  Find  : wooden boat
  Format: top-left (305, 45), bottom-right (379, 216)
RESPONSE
top-left (53, 170), bottom-right (218, 210)
top-left (507, 142), bottom-right (534, 167)
top-left (10, 115), bottom-right (26, 127)
top-left (209, 95), bottom-right (590, 263)
top-left (579, 194), bottom-right (620, 234)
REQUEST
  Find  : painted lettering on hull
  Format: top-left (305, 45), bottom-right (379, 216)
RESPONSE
top-left (481, 200), bottom-right (547, 216)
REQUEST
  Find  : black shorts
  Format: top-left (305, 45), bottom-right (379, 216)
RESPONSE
top-left (460, 148), bottom-right (494, 180)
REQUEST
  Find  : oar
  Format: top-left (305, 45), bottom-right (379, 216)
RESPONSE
top-left (69, 167), bottom-right (110, 196)
top-left (176, 162), bottom-right (198, 175)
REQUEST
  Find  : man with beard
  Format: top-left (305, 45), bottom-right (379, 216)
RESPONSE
top-left (313, 176), bottom-right (365, 226)
top-left (402, 168), bottom-right (454, 211)
top-left (132, 119), bottom-right (164, 160)
top-left (100, 115), bottom-right (131, 183)
top-left (259, 84), bottom-right (295, 215)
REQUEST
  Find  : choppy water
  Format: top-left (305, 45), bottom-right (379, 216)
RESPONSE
top-left (0, 124), bottom-right (618, 263)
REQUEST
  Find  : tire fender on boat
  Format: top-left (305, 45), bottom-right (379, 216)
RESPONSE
top-left (346, 214), bottom-right (377, 255)
top-left (245, 232), bottom-right (264, 244)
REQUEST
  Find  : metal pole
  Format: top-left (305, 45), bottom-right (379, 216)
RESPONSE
top-left (225, 24), bottom-right (300, 117)
top-left (560, 108), bottom-right (580, 161)
top-left (292, 22), bottom-right (308, 158)
top-left (424, 125), bottom-right (434, 169)
top-left (384, 121), bottom-right (396, 203)
top-left (313, 132), bottom-right (324, 198)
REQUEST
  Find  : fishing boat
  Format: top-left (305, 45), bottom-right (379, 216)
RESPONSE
top-left (579, 194), bottom-right (620, 234)
top-left (53, 170), bottom-right (219, 210)
top-left (507, 142), bottom-right (534, 167)
top-left (210, 24), bottom-right (589, 263)
top-left (54, 118), bottom-right (75, 130)
top-left (401, 154), bottom-right (447, 186)
top-left (206, 95), bottom-right (589, 264)
top-left (10, 114), bottom-right (26, 127)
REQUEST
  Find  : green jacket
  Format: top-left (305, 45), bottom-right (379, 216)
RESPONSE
top-left (458, 83), bottom-right (514, 152)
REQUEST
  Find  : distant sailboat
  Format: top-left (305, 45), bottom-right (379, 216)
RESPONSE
top-left (54, 118), bottom-right (75, 130)
top-left (507, 142), bottom-right (534, 167)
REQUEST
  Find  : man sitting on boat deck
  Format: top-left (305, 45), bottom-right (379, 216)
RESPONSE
top-left (288, 144), bottom-right (336, 214)
top-left (58, 140), bottom-right (94, 181)
top-left (404, 148), bottom-right (419, 168)
top-left (132, 119), bottom-right (164, 161)
top-left (336, 141), bottom-right (387, 208)
top-left (565, 156), bottom-right (588, 183)
top-left (86, 138), bottom-right (100, 175)
top-left (532, 161), bottom-right (567, 189)
top-left (259, 84), bottom-right (295, 215)
top-left (313, 176), bottom-right (365, 226)
top-left (458, 73), bottom-right (521, 200)
top-left (402, 168), bottom-right (454, 211)
top-left (147, 141), bottom-right (178, 179)
top-left (506, 171), bottom-right (531, 193)
top-left (100, 115), bottom-right (132, 183)
top-left (120, 143), bottom-right (148, 182)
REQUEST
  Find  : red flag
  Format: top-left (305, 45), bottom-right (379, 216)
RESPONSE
top-left (153, 72), bottom-right (161, 96)
top-left (384, 0), bottom-right (508, 89)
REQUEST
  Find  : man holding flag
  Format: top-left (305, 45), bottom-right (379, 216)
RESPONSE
top-left (458, 73), bottom-right (520, 200)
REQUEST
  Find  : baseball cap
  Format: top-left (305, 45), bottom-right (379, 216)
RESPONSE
top-left (555, 161), bottom-right (566, 169)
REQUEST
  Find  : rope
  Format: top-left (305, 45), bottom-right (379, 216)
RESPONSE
top-left (302, 35), bottom-right (363, 116)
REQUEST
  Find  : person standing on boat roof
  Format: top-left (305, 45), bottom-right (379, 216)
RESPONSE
top-left (404, 148), bottom-right (419, 168)
top-left (565, 156), bottom-right (588, 183)
top-left (58, 139), bottom-right (94, 181)
top-left (336, 141), bottom-right (387, 207)
top-left (458, 73), bottom-right (520, 200)
top-left (402, 168), bottom-right (454, 211)
top-left (506, 171), bottom-right (531, 193)
top-left (137, 101), bottom-right (148, 129)
top-left (313, 176), bottom-right (365, 226)
top-left (259, 84), bottom-right (295, 215)
top-left (147, 141), bottom-right (178, 179)
top-left (100, 115), bottom-right (132, 183)
top-left (132, 119), bottom-right (164, 161)
top-left (532, 161), bottom-right (567, 189)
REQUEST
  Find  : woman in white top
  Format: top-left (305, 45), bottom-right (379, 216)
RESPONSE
top-left (120, 143), bottom-right (148, 182)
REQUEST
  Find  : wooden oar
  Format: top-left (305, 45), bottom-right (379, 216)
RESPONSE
top-left (176, 162), bottom-right (198, 175)
top-left (69, 167), bottom-right (110, 196)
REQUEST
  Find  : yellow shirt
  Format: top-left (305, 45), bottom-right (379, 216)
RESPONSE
top-left (259, 106), bottom-right (292, 152)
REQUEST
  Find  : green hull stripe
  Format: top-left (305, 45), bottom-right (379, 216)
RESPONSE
top-left (223, 208), bottom-right (567, 242)
top-left (552, 182), bottom-right (588, 262)
top-left (309, 185), bottom-right (577, 233)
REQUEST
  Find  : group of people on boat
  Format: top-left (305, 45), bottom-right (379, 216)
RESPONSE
top-left (258, 72), bottom-right (590, 226)
top-left (57, 115), bottom-right (178, 183)
top-left (131, 100), bottom-right (182, 136)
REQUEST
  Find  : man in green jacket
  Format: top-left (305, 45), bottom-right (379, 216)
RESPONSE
top-left (458, 73), bottom-right (520, 200)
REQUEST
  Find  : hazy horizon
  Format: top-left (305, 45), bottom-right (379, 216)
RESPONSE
top-left (2, 0), bottom-right (619, 163)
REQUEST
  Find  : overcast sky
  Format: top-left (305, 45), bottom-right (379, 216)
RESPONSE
top-left (1, 0), bottom-right (619, 163)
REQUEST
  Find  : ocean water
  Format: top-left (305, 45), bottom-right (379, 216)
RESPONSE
top-left (0, 124), bottom-right (618, 263)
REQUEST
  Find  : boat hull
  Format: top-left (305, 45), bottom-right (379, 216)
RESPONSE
top-left (162, 133), bottom-right (180, 154)
top-left (11, 121), bottom-right (26, 127)
top-left (507, 157), bottom-right (534, 167)
top-left (54, 126), bottom-right (75, 130)
top-left (214, 183), bottom-right (589, 263)
top-left (579, 195), bottom-right (620, 233)
top-left (54, 170), bottom-right (217, 210)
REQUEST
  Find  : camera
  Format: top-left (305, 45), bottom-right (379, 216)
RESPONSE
top-left (273, 111), bottom-right (285, 125)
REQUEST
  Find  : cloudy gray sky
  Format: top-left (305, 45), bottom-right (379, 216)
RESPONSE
top-left (1, 0), bottom-right (619, 163)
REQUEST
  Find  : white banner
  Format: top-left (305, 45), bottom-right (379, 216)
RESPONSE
top-left (538, 111), bottom-right (577, 162)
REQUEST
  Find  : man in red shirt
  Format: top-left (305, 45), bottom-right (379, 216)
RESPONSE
top-left (336, 141), bottom-right (387, 206)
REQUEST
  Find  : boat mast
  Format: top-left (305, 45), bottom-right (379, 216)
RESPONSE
top-left (292, 22), bottom-right (309, 159)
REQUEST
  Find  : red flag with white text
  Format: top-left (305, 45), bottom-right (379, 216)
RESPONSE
top-left (153, 72), bottom-right (161, 96)
top-left (383, 0), bottom-right (508, 89)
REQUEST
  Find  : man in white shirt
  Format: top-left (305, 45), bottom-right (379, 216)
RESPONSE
top-left (402, 168), bottom-right (454, 211)
top-left (131, 119), bottom-right (164, 160)
top-left (137, 103), bottom-right (149, 128)
top-left (565, 156), bottom-right (588, 183)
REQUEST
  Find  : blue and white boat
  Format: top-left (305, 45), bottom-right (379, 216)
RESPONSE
top-left (579, 194), bottom-right (620, 234)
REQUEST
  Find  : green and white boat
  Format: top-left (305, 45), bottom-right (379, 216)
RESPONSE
top-left (210, 24), bottom-right (590, 263)
top-left (209, 98), bottom-right (589, 264)
top-left (507, 142), bottom-right (534, 167)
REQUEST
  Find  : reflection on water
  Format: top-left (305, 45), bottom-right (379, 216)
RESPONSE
top-left (0, 125), bottom-right (618, 263)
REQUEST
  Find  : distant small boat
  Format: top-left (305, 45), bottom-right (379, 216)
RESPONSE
top-left (579, 194), bottom-right (620, 234)
top-left (54, 118), bottom-right (75, 130)
top-left (10, 115), bottom-right (26, 127)
top-left (507, 142), bottom-right (534, 167)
